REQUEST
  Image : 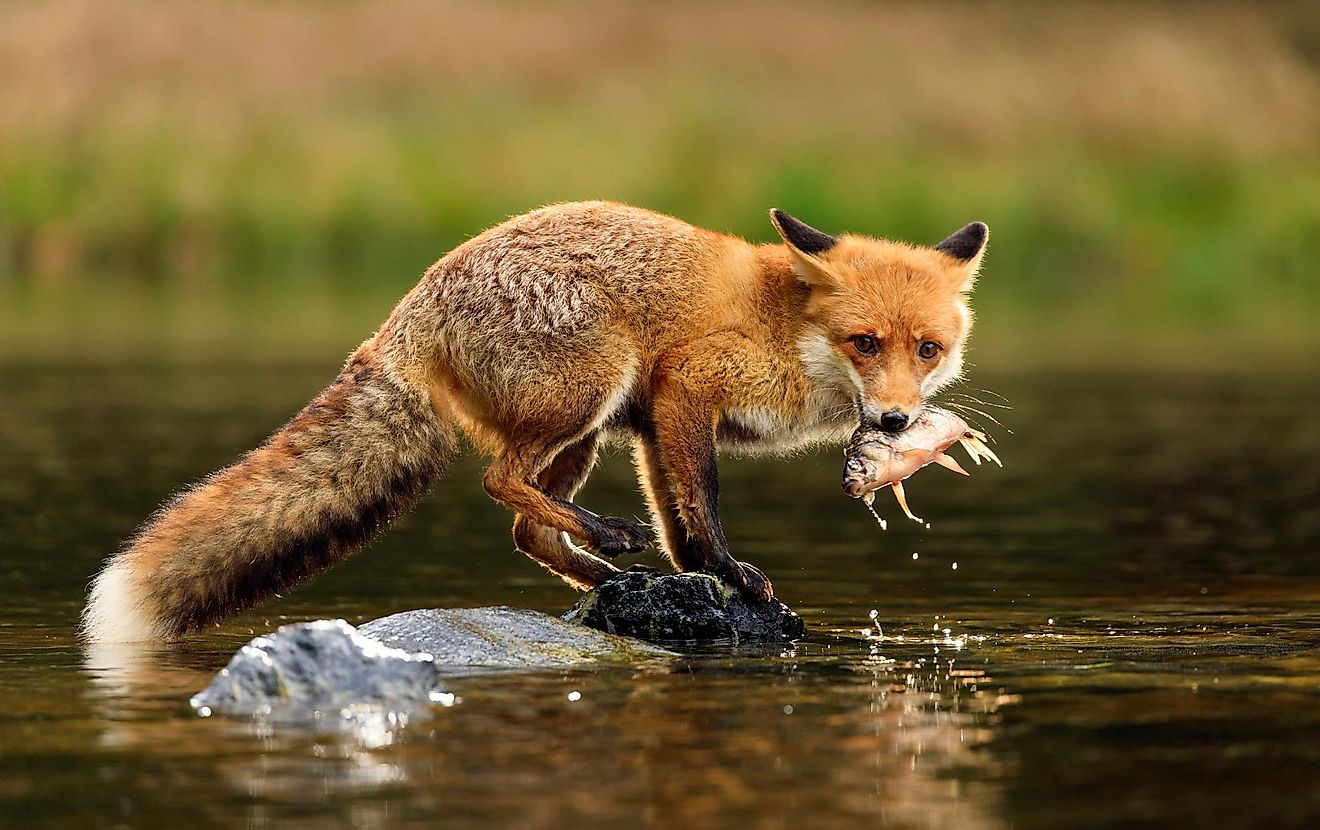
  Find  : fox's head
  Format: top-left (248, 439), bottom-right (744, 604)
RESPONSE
top-left (771, 209), bottom-right (987, 433)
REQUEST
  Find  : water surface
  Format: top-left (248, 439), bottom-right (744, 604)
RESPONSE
top-left (1, 361), bottom-right (1318, 828)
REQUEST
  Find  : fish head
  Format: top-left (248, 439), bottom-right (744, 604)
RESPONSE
top-left (842, 408), bottom-right (976, 498)
top-left (843, 444), bottom-right (938, 498)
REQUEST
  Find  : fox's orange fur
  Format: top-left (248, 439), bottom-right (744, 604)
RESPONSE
top-left (84, 202), bottom-right (987, 642)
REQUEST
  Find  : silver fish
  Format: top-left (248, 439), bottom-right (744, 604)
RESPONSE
top-left (842, 407), bottom-right (1000, 523)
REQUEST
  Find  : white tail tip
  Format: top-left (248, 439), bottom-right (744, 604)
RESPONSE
top-left (83, 560), bottom-right (161, 643)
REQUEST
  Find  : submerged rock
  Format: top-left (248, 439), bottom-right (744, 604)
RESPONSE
top-left (190, 619), bottom-right (446, 716)
top-left (359, 606), bottom-right (675, 667)
top-left (564, 570), bottom-right (806, 643)
top-left (193, 608), bottom-right (676, 716)
top-left (193, 578), bottom-right (802, 717)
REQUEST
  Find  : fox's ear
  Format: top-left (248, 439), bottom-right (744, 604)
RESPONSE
top-left (771, 209), bottom-right (837, 255)
top-left (770, 209), bottom-right (839, 288)
top-left (935, 221), bottom-right (989, 290)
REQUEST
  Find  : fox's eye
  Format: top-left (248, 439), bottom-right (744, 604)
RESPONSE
top-left (918, 340), bottom-right (942, 360)
top-left (850, 335), bottom-right (879, 357)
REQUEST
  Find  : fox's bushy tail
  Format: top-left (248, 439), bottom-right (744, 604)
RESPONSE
top-left (83, 342), bottom-right (455, 642)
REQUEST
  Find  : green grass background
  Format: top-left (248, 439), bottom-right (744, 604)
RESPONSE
top-left (2, 1), bottom-right (1318, 364)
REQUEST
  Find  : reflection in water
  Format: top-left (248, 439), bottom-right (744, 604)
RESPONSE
top-left (76, 628), bottom-right (1014, 828)
top-left (1, 364), bottom-right (1319, 827)
top-left (82, 640), bottom-right (223, 702)
top-left (79, 640), bottom-right (434, 829)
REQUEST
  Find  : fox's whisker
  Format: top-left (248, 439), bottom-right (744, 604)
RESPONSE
top-left (941, 402), bottom-right (1012, 434)
top-left (942, 400), bottom-right (1000, 424)
top-left (940, 379), bottom-right (1012, 407)
top-left (972, 388), bottom-right (1012, 403)
top-left (946, 392), bottom-right (1013, 411)
top-left (938, 403), bottom-right (991, 435)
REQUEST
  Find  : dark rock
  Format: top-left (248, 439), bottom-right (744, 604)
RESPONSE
top-left (190, 619), bottom-right (446, 716)
top-left (564, 571), bottom-right (806, 643)
top-left (359, 606), bottom-right (675, 668)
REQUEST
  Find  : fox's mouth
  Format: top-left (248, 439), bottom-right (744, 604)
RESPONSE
top-left (855, 399), bottom-right (929, 436)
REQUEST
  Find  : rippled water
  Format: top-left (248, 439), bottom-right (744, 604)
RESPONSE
top-left (2, 360), bottom-right (1319, 828)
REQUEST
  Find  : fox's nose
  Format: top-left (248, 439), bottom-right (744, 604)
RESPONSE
top-left (879, 410), bottom-right (909, 432)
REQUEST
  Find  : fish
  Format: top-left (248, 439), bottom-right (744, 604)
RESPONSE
top-left (842, 407), bottom-right (1001, 524)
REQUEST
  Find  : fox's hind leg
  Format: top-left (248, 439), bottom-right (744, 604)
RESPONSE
top-left (510, 432), bottom-right (622, 589)
top-left (481, 388), bottom-right (652, 564)
top-left (458, 327), bottom-right (650, 575)
top-left (486, 436), bottom-right (650, 561)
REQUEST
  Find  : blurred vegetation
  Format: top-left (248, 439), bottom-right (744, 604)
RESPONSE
top-left (1, 1), bottom-right (1318, 361)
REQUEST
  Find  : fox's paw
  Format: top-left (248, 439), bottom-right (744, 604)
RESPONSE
top-left (715, 559), bottom-right (774, 602)
top-left (592, 517), bottom-right (652, 558)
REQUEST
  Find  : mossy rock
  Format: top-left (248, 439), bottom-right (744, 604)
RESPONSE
top-left (564, 571), bottom-right (805, 643)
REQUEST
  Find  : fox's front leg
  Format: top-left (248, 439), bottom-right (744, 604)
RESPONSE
top-left (647, 388), bottom-right (773, 600)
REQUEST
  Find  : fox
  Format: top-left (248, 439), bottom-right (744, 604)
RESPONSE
top-left (82, 201), bottom-right (988, 643)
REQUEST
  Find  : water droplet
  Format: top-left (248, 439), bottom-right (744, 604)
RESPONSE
top-left (567, 690), bottom-right (582, 702)
top-left (429, 691), bottom-right (457, 707)
top-left (1047, 618), bottom-right (1054, 625)
top-left (783, 704), bottom-right (794, 715)
top-left (951, 562), bottom-right (958, 570)
top-left (912, 552), bottom-right (919, 560)
top-left (869, 609), bottom-right (879, 619)
top-left (862, 499), bottom-right (888, 530)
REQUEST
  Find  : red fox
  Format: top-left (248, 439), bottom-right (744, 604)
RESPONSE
top-left (83, 202), bottom-right (987, 642)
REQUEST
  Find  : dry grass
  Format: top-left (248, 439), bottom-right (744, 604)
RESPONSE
top-left (1, 1), bottom-right (1318, 353)
top-left (2, 1), bottom-right (1316, 155)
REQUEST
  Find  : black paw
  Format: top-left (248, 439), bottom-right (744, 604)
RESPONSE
top-left (717, 559), bottom-right (774, 601)
top-left (592, 516), bottom-right (652, 558)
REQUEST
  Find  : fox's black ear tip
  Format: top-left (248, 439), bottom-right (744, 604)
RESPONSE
top-left (770, 209), bottom-right (837, 255)
top-left (935, 221), bottom-right (989, 261)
